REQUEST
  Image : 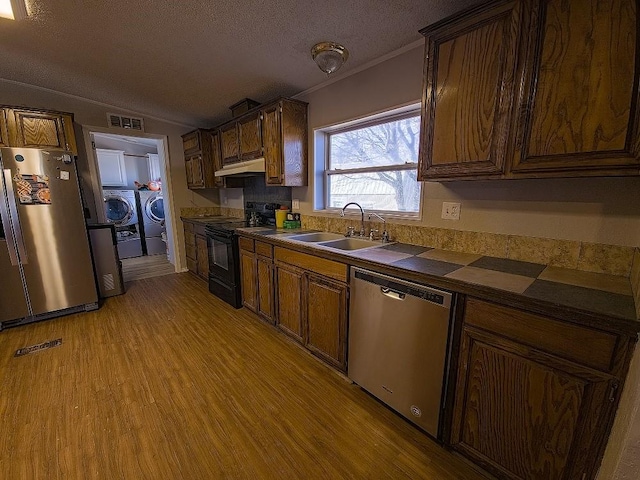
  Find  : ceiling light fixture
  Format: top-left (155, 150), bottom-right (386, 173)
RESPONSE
top-left (311, 42), bottom-right (349, 75)
top-left (0, 0), bottom-right (28, 20)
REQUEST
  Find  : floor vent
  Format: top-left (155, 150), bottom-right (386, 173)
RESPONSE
top-left (14, 338), bottom-right (62, 357)
top-left (107, 113), bottom-right (145, 131)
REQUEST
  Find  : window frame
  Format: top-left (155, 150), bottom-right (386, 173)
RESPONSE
top-left (322, 107), bottom-right (422, 218)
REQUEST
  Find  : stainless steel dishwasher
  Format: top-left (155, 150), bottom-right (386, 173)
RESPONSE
top-left (348, 267), bottom-right (453, 438)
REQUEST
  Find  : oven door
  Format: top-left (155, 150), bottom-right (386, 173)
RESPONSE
top-left (206, 229), bottom-right (242, 308)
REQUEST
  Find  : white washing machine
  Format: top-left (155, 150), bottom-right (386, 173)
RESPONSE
top-left (103, 189), bottom-right (143, 259)
top-left (139, 190), bottom-right (166, 255)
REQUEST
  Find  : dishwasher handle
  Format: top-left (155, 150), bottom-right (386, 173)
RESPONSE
top-left (380, 287), bottom-right (406, 300)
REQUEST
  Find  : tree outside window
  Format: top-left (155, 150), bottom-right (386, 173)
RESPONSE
top-left (326, 112), bottom-right (421, 213)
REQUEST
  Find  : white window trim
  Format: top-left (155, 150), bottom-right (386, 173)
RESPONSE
top-left (314, 103), bottom-right (423, 220)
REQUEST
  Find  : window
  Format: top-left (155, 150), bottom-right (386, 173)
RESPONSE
top-left (324, 109), bottom-right (421, 215)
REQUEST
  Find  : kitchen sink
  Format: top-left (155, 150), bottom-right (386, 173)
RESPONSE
top-left (318, 238), bottom-right (384, 251)
top-left (288, 232), bottom-right (345, 242)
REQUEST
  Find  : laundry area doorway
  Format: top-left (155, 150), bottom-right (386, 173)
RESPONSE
top-left (83, 128), bottom-right (178, 282)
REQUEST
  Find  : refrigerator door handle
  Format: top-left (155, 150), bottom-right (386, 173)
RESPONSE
top-left (0, 168), bottom-right (20, 266)
top-left (3, 169), bottom-right (28, 264)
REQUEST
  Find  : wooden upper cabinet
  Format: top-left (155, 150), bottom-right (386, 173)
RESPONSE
top-left (210, 130), bottom-right (225, 188)
top-left (511, 0), bottom-right (640, 176)
top-left (6, 108), bottom-right (77, 154)
top-left (238, 112), bottom-right (262, 160)
top-left (181, 129), bottom-right (216, 189)
top-left (418, 1), bottom-right (523, 179)
top-left (185, 154), bottom-right (205, 189)
top-left (0, 110), bottom-right (8, 147)
top-left (220, 123), bottom-right (240, 164)
top-left (262, 104), bottom-right (283, 184)
top-left (261, 99), bottom-right (308, 186)
top-left (182, 130), bottom-right (201, 155)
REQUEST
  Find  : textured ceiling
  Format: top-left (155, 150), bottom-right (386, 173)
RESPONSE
top-left (0, 0), bottom-right (477, 128)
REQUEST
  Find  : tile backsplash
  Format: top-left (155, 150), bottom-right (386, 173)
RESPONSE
top-left (302, 213), bottom-right (637, 278)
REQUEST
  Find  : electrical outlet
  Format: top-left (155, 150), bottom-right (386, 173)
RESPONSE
top-left (292, 199), bottom-right (300, 210)
top-left (441, 202), bottom-right (461, 220)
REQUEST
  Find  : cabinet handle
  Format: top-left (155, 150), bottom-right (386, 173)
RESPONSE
top-left (608, 381), bottom-right (619, 403)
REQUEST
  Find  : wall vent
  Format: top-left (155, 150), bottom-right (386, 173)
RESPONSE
top-left (102, 273), bottom-right (115, 291)
top-left (107, 113), bottom-right (145, 131)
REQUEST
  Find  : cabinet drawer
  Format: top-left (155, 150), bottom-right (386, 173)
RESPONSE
top-left (194, 224), bottom-right (206, 236)
top-left (255, 241), bottom-right (272, 258)
top-left (274, 247), bottom-right (347, 283)
top-left (464, 298), bottom-right (619, 372)
top-left (239, 236), bottom-right (254, 252)
top-left (183, 221), bottom-right (194, 233)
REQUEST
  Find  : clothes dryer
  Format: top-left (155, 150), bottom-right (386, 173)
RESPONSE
top-left (103, 189), bottom-right (142, 258)
top-left (139, 190), bottom-right (166, 255)
top-left (103, 189), bottom-right (139, 226)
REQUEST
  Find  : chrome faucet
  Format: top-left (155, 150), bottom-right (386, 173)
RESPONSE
top-left (341, 202), bottom-right (365, 237)
top-left (368, 212), bottom-right (390, 243)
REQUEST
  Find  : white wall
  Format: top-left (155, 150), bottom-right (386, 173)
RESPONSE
top-left (293, 46), bottom-right (640, 248)
top-left (0, 80), bottom-right (220, 267)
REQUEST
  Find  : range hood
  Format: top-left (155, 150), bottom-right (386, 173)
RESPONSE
top-left (215, 158), bottom-right (265, 177)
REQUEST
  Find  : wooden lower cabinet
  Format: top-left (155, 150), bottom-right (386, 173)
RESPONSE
top-left (450, 298), bottom-right (627, 480)
top-left (240, 249), bottom-right (257, 311)
top-left (273, 246), bottom-right (348, 372)
top-left (183, 221), bottom-right (208, 281)
top-left (306, 274), bottom-right (347, 370)
top-left (239, 239), bottom-right (275, 324)
top-left (256, 256), bottom-right (274, 324)
top-left (196, 235), bottom-right (209, 281)
top-left (275, 263), bottom-right (304, 342)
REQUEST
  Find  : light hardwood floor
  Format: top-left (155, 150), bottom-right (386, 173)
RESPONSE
top-left (0, 273), bottom-right (489, 479)
top-left (121, 254), bottom-right (175, 282)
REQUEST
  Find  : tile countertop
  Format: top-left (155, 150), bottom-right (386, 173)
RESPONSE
top-left (237, 227), bottom-right (640, 334)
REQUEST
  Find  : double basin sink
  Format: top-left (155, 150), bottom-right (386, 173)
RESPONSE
top-left (284, 232), bottom-right (390, 251)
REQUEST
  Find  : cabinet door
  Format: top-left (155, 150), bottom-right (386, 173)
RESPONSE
top-left (0, 109), bottom-right (8, 147)
top-left (275, 264), bottom-right (304, 342)
top-left (240, 250), bottom-right (257, 311)
top-left (220, 124), bottom-right (240, 164)
top-left (256, 256), bottom-right (274, 324)
top-left (238, 112), bottom-right (262, 160)
top-left (147, 153), bottom-right (162, 182)
top-left (196, 234), bottom-right (209, 280)
top-left (262, 104), bottom-right (283, 185)
top-left (185, 154), bottom-right (204, 189)
top-left (451, 326), bottom-right (617, 480)
top-left (7, 109), bottom-right (76, 153)
top-left (211, 130), bottom-right (225, 188)
top-left (512, 0), bottom-right (639, 176)
top-left (96, 149), bottom-right (127, 187)
top-left (183, 225), bottom-right (197, 274)
top-left (418, 1), bottom-right (523, 179)
top-left (305, 274), bottom-right (348, 371)
top-left (182, 130), bottom-right (201, 155)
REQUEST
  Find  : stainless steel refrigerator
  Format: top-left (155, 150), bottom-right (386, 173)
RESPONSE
top-left (0, 147), bottom-right (98, 329)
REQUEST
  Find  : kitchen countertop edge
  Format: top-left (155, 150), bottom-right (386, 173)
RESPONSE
top-left (236, 228), bottom-right (640, 336)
